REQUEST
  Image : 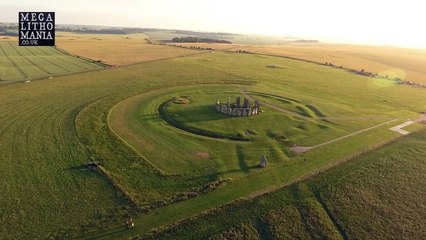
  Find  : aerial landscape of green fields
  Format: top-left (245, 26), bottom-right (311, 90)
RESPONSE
top-left (0, 1), bottom-right (425, 239)
top-left (0, 41), bottom-right (106, 83)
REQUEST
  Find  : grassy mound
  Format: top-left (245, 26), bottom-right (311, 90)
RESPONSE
top-left (173, 97), bottom-right (190, 104)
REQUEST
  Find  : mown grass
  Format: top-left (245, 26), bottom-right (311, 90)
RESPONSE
top-left (109, 83), bottom-right (395, 177)
top-left (158, 97), bottom-right (250, 141)
top-left (137, 128), bottom-right (426, 240)
top-left (106, 51), bottom-right (423, 177)
top-left (0, 41), bottom-right (104, 83)
top-left (84, 52), bottom-right (426, 239)
top-left (1, 50), bottom-right (425, 238)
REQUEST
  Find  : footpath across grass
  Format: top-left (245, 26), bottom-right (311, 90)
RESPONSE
top-left (131, 128), bottom-right (426, 240)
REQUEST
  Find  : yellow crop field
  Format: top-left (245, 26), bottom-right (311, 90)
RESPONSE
top-left (0, 36), bottom-right (17, 42)
top-left (239, 43), bottom-right (426, 84)
top-left (55, 32), bottom-right (199, 66)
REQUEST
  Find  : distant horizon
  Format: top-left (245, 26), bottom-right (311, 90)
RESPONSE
top-left (3, 21), bottom-right (425, 51)
top-left (1, 0), bottom-right (425, 49)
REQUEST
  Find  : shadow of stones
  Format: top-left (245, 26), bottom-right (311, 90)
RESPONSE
top-left (64, 165), bottom-right (87, 171)
top-left (159, 101), bottom-right (249, 141)
top-left (166, 105), bottom-right (234, 123)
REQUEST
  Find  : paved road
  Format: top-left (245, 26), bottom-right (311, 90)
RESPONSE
top-left (389, 113), bottom-right (426, 135)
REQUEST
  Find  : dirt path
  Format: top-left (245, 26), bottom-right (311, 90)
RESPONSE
top-left (389, 113), bottom-right (426, 135)
top-left (292, 119), bottom-right (398, 153)
top-left (414, 113), bottom-right (426, 123)
top-left (389, 121), bottom-right (415, 135)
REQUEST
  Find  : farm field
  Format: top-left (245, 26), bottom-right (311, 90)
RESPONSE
top-left (144, 29), bottom-right (299, 45)
top-left (10, 28), bottom-right (426, 85)
top-left (55, 32), bottom-right (199, 66)
top-left (82, 52), bottom-right (425, 239)
top-left (240, 43), bottom-right (426, 84)
top-left (0, 41), bottom-right (105, 83)
top-left (165, 41), bottom-right (426, 84)
top-left (140, 127), bottom-right (426, 240)
top-left (1, 45), bottom-right (426, 239)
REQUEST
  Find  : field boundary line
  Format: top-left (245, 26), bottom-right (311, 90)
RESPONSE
top-left (0, 42), bottom-right (108, 84)
top-left (97, 165), bottom-right (141, 211)
top-left (0, 66), bottom-right (108, 86)
top-left (54, 46), bottom-right (111, 67)
top-left (36, 46), bottom-right (90, 70)
top-left (112, 46), bottom-right (210, 68)
top-left (72, 95), bottom-right (146, 213)
top-left (312, 189), bottom-right (349, 240)
top-left (225, 48), bottom-right (399, 83)
top-left (125, 134), bottom-right (406, 239)
top-left (27, 46), bottom-right (72, 72)
top-left (8, 42), bottom-right (52, 74)
top-left (54, 43), bottom-right (208, 68)
top-left (0, 44), bottom-right (28, 78)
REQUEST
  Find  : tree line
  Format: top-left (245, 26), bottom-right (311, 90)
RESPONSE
top-left (171, 36), bottom-right (232, 44)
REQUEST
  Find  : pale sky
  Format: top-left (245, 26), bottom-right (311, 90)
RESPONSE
top-left (1, 0), bottom-right (425, 48)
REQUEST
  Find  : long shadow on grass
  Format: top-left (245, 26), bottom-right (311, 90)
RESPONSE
top-left (64, 165), bottom-right (92, 172)
top-left (236, 145), bottom-right (250, 173)
top-left (159, 101), bottom-right (249, 141)
top-left (84, 225), bottom-right (127, 240)
top-left (166, 105), bottom-right (233, 123)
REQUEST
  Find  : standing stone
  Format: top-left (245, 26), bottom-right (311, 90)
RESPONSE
top-left (259, 155), bottom-right (267, 168)
top-left (243, 98), bottom-right (249, 108)
top-left (255, 100), bottom-right (260, 110)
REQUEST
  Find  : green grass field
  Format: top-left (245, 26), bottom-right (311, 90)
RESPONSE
top-left (0, 48), bottom-right (425, 239)
top-left (139, 128), bottom-right (426, 239)
top-left (0, 41), bottom-right (105, 83)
